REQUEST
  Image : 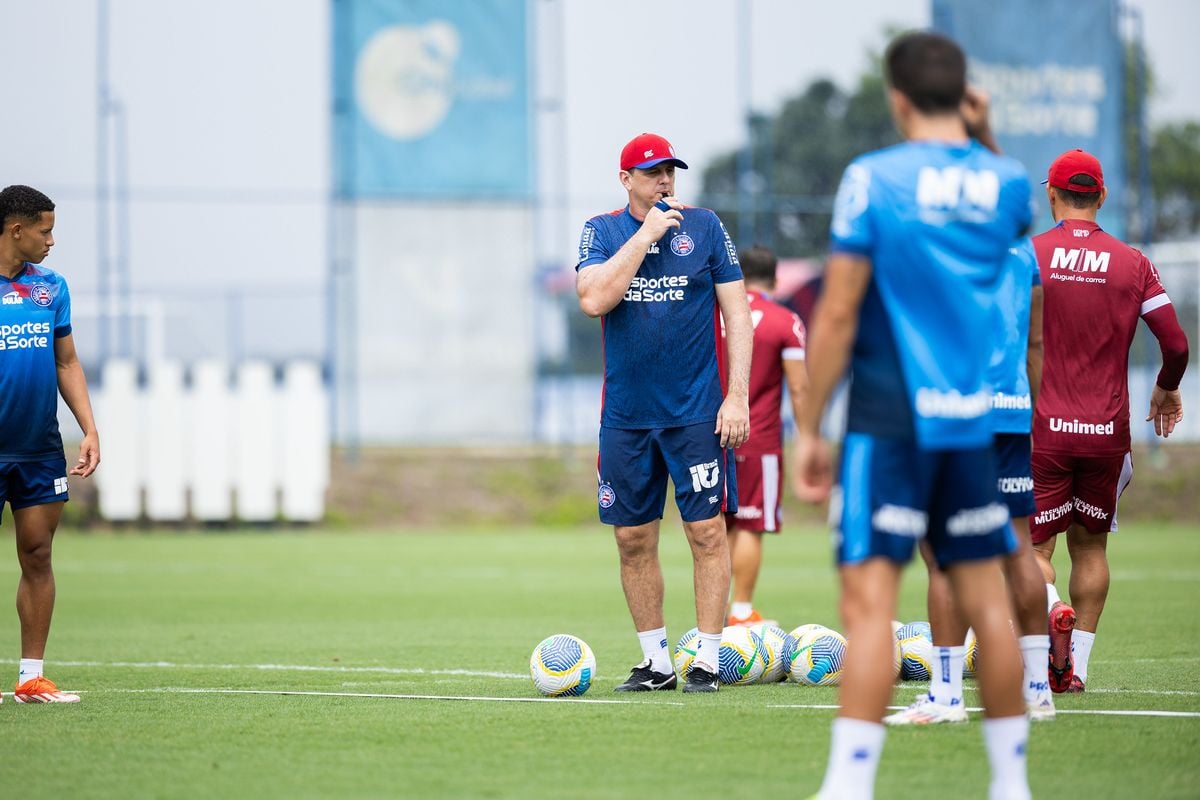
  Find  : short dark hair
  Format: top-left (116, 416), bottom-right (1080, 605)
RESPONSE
top-left (739, 245), bottom-right (777, 286)
top-left (0, 185), bottom-right (55, 230)
top-left (885, 32), bottom-right (966, 113)
top-left (1052, 174), bottom-right (1103, 209)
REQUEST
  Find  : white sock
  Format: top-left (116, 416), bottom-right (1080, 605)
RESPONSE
top-left (1045, 583), bottom-right (1062, 611)
top-left (818, 717), bottom-right (886, 800)
top-left (1072, 630), bottom-right (1096, 683)
top-left (1018, 635), bottom-right (1050, 699)
top-left (636, 627), bottom-right (672, 674)
top-left (731, 601), bottom-right (753, 619)
top-left (983, 715), bottom-right (1031, 800)
top-left (929, 645), bottom-right (965, 707)
top-left (18, 658), bottom-right (44, 684)
top-left (694, 631), bottom-right (722, 673)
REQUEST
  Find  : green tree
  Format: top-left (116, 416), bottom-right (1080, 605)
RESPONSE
top-left (1149, 122), bottom-right (1200, 238)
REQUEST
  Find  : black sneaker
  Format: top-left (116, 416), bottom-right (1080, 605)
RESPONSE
top-left (613, 658), bottom-right (678, 692)
top-left (683, 665), bottom-right (720, 693)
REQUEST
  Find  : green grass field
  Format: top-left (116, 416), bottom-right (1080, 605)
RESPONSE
top-left (1, 521), bottom-right (1198, 798)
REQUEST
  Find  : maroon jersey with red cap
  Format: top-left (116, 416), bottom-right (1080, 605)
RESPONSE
top-left (723, 291), bottom-right (806, 456)
top-left (1033, 219), bottom-right (1170, 455)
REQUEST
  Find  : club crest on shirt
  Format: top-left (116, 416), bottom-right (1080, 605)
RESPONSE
top-left (670, 233), bottom-right (694, 256)
top-left (598, 482), bottom-right (617, 509)
top-left (30, 284), bottom-right (53, 307)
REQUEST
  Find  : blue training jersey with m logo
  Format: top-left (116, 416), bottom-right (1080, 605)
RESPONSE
top-left (0, 263), bottom-right (72, 461)
top-left (577, 205), bottom-right (743, 430)
top-left (829, 140), bottom-right (1033, 449)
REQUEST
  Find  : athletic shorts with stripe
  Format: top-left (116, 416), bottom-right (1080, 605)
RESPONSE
top-left (724, 452), bottom-right (783, 533)
top-left (832, 433), bottom-right (1016, 568)
top-left (994, 433), bottom-right (1036, 518)
top-left (0, 457), bottom-right (70, 522)
top-left (597, 420), bottom-right (737, 527)
top-left (1030, 450), bottom-right (1132, 543)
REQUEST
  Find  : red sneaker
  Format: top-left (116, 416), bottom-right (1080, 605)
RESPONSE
top-left (726, 609), bottom-right (778, 627)
top-left (1048, 601), bottom-right (1076, 693)
top-left (1066, 675), bottom-right (1085, 693)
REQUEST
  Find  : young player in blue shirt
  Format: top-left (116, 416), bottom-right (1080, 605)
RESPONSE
top-left (576, 133), bottom-right (753, 693)
top-left (794, 34), bottom-right (1034, 799)
top-left (0, 185), bottom-right (100, 704)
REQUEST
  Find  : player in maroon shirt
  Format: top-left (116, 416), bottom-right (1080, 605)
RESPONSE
top-left (721, 246), bottom-right (808, 627)
top-left (1031, 149), bottom-right (1189, 692)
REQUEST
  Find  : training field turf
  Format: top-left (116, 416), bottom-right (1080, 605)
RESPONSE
top-left (1, 522), bottom-right (1197, 798)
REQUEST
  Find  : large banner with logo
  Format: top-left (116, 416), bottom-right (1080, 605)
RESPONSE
top-left (332, 0), bottom-right (531, 198)
top-left (933, 0), bottom-right (1126, 238)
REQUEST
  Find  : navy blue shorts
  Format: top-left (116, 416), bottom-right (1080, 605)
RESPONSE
top-left (597, 421), bottom-right (737, 526)
top-left (833, 433), bottom-right (1015, 568)
top-left (0, 458), bottom-right (70, 522)
top-left (993, 433), bottom-right (1036, 518)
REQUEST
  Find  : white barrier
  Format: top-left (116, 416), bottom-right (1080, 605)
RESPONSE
top-left (90, 360), bottom-right (329, 523)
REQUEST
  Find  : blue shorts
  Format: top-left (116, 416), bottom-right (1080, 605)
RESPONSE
top-left (597, 421), bottom-right (737, 526)
top-left (993, 433), bottom-right (1036, 518)
top-left (0, 458), bottom-right (70, 522)
top-left (833, 433), bottom-right (1015, 568)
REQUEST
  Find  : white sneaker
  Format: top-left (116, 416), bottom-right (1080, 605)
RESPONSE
top-left (1027, 690), bottom-right (1056, 721)
top-left (884, 694), bottom-right (968, 725)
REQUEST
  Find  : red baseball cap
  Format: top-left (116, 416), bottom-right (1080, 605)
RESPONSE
top-left (620, 133), bottom-right (689, 172)
top-left (1044, 148), bottom-right (1104, 193)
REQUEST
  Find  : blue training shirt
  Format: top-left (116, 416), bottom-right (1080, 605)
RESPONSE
top-left (0, 263), bottom-right (72, 461)
top-left (989, 237), bottom-right (1040, 434)
top-left (829, 140), bottom-right (1033, 449)
top-left (577, 205), bottom-right (743, 429)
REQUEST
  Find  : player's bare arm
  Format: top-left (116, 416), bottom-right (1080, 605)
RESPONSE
top-left (793, 253), bottom-right (872, 502)
top-left (54, 332), bottom-right (100, 477)
top-left (576, 202), bottom-right (682, 317)
top-left (715, 279), bottom-right (752, 448)
top-left (1027, 284), bottom-right (1044, 408)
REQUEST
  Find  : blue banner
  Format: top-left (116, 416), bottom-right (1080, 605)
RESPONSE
top-left (933, 0), bottom-right (1126, 238)
top-left (332, 0), bottom-right (531, 198)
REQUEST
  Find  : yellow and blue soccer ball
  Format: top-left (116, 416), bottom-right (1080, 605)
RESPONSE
top-left (529, 634), bottom-right (596, 697)
top-left (786, 627), bottom-right (848, 686)
top-left (749, 623), bottom-right (791, 683)
top-left (674, 627), bottom-right (699, 676)
top-left (896, 621), bottom-right (934, 681)
top-left (718, 625), bottom-right (767, 685)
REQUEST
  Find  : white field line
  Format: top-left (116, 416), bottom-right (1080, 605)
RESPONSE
top-left (4, 660), bottom-right (529, 680)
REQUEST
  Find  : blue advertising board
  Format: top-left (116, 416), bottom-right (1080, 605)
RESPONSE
top-left (332, 0), bottom-right (531, 198)
top-left (933, 0), bottom-right (1126, 238)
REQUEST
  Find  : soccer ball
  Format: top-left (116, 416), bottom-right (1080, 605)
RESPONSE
top-left (786, 627), bottom-right (848, 686)
top-left (529, 634), bottom-right (596, 697)
top-left (718, 625), bottom-right (767, 685)
top-left (787, 623), bottom-right (830, 644)
top-left (749, 623), bottom-right (791, 683)
top-left (896, 621), bottom-right (934, 681)
top-left (964, 628), bottom-right (979, 678)
top-left (674, 627), bottom-right (699, 676)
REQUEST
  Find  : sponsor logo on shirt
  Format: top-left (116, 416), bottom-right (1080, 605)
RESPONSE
top-left (1073, 228), bottom-right (1091, 238)
top-left (1048, 417), bottom-right (1114, 435)
top-left (992, 391), bottom-right (1031, 410)
top-left (30, 284), bottom-right (53, 307)
top-left (623, 274), bottom-right (689, 303)
top-left (946, 502), bottom-right (1008, 537)
top-left (916, 166), bottom-right (1000, 223)
top-left (646, 242), bottom-right (660, 254)
top-left (0, 320), bottom-right (51, 351)
top-left (1048, 247), bottom-right (1109, 285)
top-left (578, 224), bottom-right (597, 262)
top-left (915, 388), bottom-right (991, 420)
top-left (2, 291), bottom-right (22, 305)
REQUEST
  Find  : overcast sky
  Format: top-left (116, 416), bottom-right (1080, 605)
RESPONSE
top-left (3, 0), bottom-right (1197, 361)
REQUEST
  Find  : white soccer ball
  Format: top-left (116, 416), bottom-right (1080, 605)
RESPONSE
top-left (786, 627), bottom-right (848, 686)
top-left (718, 625), bottom-right (767, 685)
top-left (674, 627), bottom-right (700, 677)
top-left (787, 623), bottom-right (830, 644)
top-left (749, 623), bottom-right (791, 683)
top-left (896, 621), bottom-right (934, 681)
top-left (529, 634), bottom-right (596, 697)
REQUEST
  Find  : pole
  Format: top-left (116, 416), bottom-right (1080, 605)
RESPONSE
top-left (96, 0), bottom-right (112, 365)
top-left (735, 0), bottom-right (754, 248)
